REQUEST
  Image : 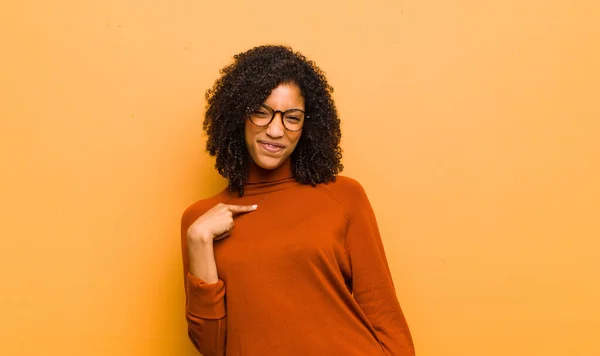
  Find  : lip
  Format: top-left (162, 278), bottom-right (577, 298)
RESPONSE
top-left (258, 140), bottom-right (286, 153)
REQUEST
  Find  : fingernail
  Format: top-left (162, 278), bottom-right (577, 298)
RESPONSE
top-left (252, 204), bottom-right (258, 209)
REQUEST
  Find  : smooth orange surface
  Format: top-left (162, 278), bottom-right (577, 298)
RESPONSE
top-left (1, 1), bottom-right (598, 355)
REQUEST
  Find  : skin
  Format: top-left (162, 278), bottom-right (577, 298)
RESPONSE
top-left (188, 83), bottom-right (305, 283)
top-left (244, 82), bottom-right (304, 170)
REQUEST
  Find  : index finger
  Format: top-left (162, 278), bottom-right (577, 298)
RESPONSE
top-left (226, 204), bottom-right (258, 215)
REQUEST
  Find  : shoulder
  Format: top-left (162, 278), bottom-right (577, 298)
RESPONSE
top-left (321, 175), bottom-right (367, 196)
top-left (317, 175), bottom-right (371, 211)
top-left (181, 189), bottom-right (230, 227)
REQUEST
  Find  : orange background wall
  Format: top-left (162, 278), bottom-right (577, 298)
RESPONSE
top-left (1, 1), bottom-right (599, 355)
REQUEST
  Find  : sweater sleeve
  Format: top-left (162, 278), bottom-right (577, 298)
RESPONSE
top-left (344, 180), bottom-right (415, 356)
top-left (181, 207), bottom-right (227, 356)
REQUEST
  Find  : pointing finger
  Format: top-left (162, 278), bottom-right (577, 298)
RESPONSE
top-left (227, 204), bottom-right (258, 215)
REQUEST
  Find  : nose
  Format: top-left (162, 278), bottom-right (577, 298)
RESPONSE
top-left (266, 112), bottom-right (285, 138)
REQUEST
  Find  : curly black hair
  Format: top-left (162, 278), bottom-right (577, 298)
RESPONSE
top-left (203, 45), bottom-right (343, 196)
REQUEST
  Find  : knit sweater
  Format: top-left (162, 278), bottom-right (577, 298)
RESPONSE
top-left (181, 159), bottom-right (414, 355)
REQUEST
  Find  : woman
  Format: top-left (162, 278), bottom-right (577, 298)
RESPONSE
top-left (181, 45), bottom-right (415, 355)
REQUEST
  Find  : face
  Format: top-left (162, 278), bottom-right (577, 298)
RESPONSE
top-left (245, 82), bottom-right (304, 170)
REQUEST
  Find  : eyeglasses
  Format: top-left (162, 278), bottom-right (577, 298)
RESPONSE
top-left (248, 104), bottom-right (305, 132)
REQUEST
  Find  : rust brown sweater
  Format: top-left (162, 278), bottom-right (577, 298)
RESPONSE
top-left (181, 159), bottom-right (414, 355)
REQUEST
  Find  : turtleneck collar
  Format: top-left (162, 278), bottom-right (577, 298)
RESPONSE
top-left (244, 158), bottom-right (297, 195)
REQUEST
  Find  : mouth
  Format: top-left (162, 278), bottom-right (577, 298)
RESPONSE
top-left (258, 140), bottom-right (286, 153)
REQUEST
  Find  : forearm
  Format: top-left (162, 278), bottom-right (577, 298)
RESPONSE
top-left (187, 235), bottom-right (219, 284)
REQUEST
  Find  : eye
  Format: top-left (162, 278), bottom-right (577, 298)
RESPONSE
top-left (252, 110), bottom-right (269, 117)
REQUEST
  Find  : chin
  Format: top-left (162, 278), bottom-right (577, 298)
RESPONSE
top-left (254, 154), bottom-right (285, 170)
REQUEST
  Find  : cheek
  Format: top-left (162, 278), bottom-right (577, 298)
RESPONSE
top-left (288, 132), bottom-right (302, 149)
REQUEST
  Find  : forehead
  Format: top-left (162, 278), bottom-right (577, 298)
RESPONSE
top-left (263, 82), bottom-right (305, 109)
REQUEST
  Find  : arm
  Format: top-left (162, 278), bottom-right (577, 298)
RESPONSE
top-left (181, 208), bottom-right (227, 356)
top-left (345, 181), bottom-right (415, 356)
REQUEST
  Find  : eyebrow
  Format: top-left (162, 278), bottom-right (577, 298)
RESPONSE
top-left (260, 103), bottom-right (305, 112)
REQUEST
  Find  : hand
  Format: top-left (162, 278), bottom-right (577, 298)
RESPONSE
top-left (187, 203), bottom-right (257, 244)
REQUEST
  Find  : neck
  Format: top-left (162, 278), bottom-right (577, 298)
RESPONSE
top-left (247, 158), bottom-right (294, 183)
